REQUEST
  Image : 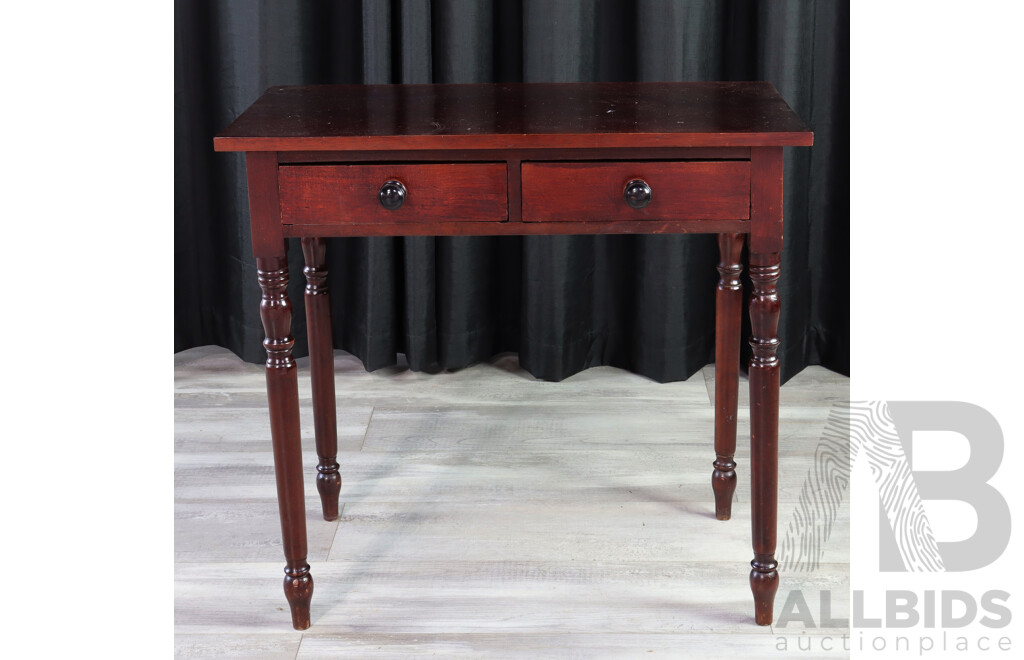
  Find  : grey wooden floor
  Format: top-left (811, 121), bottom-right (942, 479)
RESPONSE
top-left (175, 346), bottom-right (850, 659)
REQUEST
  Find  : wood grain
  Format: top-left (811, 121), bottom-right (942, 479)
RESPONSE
top-left (280, 163), bottom-right (508, 225)
top-left (175, 559), bottom-right (848, 637)
top-left (295, 630), bottom-right (846, 659)
top-left (301, 237), bottom-right (342, 521)
top-left (522, 161), bottom-right (750, 222)
top-left (276, 146), bottom-right (753, 163)
top-left (747, 252), bottom-right (783, 626)
top-left (750, 147), bottom-right (785, 254)
top-left (174, 498), bottom-right (339, 563)
top-left (244, 153), bottom-right (284, 258)
top-left (173, 441), bottom-right (847, 505)
top-left (175, 633), bottom-right (301, 659)
top-left (713, 233), bottom-right (745, 521)
top-left (280, 219), bottom-right (749, 238)
top-left (214, 82), bottom-right (813, 152)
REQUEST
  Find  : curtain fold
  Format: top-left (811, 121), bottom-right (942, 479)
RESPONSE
top-left (175, 0), bottom-right (850, 383)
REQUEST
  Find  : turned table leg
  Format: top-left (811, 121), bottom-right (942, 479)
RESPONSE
top-left (713, 233), bottom-right (744, 520)
top-left (746, 146), bottom-right (784, 625)
top-left (246, 153), bottom-right (314, 629)
top-left (257, 258), bottom-right (314, 629)
top-left (748, 252), bottom-right (781, 626)
top-left (257, 257), bottom-right (314, 630)
top-left (301, 237), bottom-right (341, 521)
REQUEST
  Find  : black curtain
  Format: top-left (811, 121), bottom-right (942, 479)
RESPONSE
top-left (175, 0), bottom-right (849, 384)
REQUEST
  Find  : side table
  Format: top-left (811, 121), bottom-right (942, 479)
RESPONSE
top-left (214, 81), bottom-right (813, 629)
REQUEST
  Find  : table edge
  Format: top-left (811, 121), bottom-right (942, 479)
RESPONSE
top-left (213, 133), bottom-right (814, 152)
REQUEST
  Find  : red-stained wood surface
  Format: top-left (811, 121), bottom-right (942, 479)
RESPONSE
top-left (247, 152), bottom-right (313, 631)
top-left (521, 161), bottom-right (750, 223)
top-left (300, 237), bottom-right (341, 522)
top-left (255, 256), bottom-right (313, 630)
top-left (217, 81), bottom-right (813, 630)
top-left (280, 219), bottom-right (750, 238)
top-left (280, 163), bottom-right (507, 225)
top-left (276, 146), bottom-right (753, 164)
top-left (245, 153), bottom-right (285, 257)
top-left (748, 251), bottom-right (781, 626)
top-left (747, 146), bottom-right (785, 625)
top-left (713, 233), bottom-right (745, 521)
top-left (215, 82), bottom-right (812, 152)
top-left (750, 147), bottom-right (785, 254)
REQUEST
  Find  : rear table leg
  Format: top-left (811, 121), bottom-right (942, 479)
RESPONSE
top-left (712, 232), bottom-right (744, 520)
top-left (301, 237), bottom-right (341, 521)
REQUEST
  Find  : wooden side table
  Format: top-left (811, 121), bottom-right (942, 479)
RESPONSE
top-left (214, 82), bottom-right (813, 630)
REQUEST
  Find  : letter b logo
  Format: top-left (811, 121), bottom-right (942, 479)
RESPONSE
top-left (880, 402), bottom-right (1011, 571)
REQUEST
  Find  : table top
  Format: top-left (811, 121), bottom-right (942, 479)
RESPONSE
top-left (214, 82), bottom-right (812, 152)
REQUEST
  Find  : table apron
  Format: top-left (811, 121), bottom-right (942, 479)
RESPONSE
top-left (280, 219), bottom-right (750, 238)
top-left (275, 149), bottom-right (756, 236)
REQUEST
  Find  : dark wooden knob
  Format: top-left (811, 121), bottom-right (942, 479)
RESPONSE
top-left (623, 179), bottom-right (652, 209)
top-left (378, 180), bottom-right (406, 210)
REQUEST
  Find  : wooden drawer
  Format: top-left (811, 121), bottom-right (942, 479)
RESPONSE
top-left (521, 161), bottom-right (750, 222)
top-left (279, 163), bottom-right (508, 225)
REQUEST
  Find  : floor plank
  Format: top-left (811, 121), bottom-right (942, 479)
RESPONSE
top-left (297, 632), bottom-right (845, 660)
top-left (175, 560), bottom-right (848, 636)
top-left (174, 633), bottom-right (301, 660)
top-left (174, 346), bottom-right (850, 658)
top-left (174, 443), bottom-right (846, 503)
top-left (174, 404), bottom-right (372, 454)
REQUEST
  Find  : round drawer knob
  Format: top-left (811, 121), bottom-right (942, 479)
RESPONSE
top-left (378, 180), bottom-right (406, 210)
top-left (623, 179), bottom-right (652, 209)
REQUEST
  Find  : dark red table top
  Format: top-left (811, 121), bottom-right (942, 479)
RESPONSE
top-left (215, 82), bottom-right (813, 152)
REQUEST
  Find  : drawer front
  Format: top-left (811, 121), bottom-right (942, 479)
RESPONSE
top-left (521, 161), bottom-right (750, 222)
top-left (279, 163), bottom-right (508, 224)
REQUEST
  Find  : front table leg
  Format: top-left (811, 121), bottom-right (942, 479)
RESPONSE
top-left (748, 251), bottom-right (781, 625)
top-left (257, 256), bottom-right (314, 630)
top-left (301, 237), bottom-right (342, 521)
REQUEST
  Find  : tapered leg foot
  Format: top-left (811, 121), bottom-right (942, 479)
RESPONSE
top-left (713, 233), bottom-right (744, 520)
top-left (316, 467), bottom-right (341, 521)
top-left (712, 458), bottom-right (738, 521)
top-left (284, 565), bottom-right (314, 630)
top-left (750, 558), bottom-right (779, 626)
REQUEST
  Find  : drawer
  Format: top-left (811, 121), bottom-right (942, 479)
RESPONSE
top-left (521, 161), bottom-right (750, 222)
top-left (279, 163), bottom-right (508, 224)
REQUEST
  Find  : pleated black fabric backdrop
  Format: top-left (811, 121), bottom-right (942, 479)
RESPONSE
top-left (175, 0), bottom-right (849, 383)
